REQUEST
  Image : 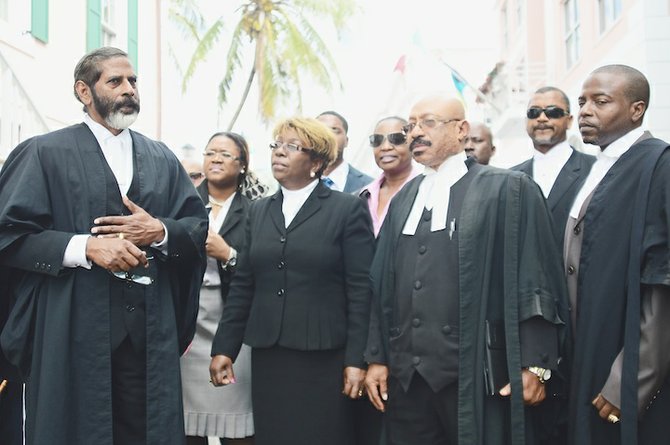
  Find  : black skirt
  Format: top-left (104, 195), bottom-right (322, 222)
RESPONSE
top-left (251, 345), bottom-right (353, 445)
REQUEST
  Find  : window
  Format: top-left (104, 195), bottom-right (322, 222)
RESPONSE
top-left (127, 0), bottom-right (138, 70)
top-left (598, 0), bottom-right (622, 33)
top-left (564, 0), bottom-right (580, 69)
top-left (87, 0), bottom-right (101, 51)
top-left (101, 0), bottom-right (116, 46)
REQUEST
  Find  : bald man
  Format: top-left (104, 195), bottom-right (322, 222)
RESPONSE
top-left (364, 95), bottom-right (567, 445)
top-left (464, 121), bottom-right (495, 165)
top-left (566, 65), bottom-right (670, 445)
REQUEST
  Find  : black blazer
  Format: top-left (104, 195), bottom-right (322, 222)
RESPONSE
top-left (212, 182), bottom-right (374, 367)
top-left (344, 165), bottom-right (373, 194)
top-left (196, 180), bottom-right (250, 301)
top-left (512, 148), bottom-right (595, 251)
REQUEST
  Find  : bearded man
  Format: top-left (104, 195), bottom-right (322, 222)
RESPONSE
top-left (0, 47), bottom-right (207, 445)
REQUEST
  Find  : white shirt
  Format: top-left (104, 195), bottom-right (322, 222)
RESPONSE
top-left (323, 161), bottom-right (350, 192)
top-left (532, 141), bottom-right (573, 199)
top-left (569, 127), bottom-right (645, 218)
top-left (62, 115), bottom-right (167, 268)
top-left (281, 179), bottom-right (319, 228)
top-left (402, 151), bottom-right (469, 235)
top-left (202, 192), bottom-right (236, 287)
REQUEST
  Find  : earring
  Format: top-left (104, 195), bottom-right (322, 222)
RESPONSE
top-left (310, 171), bottom-right (316, 178)
top-left (240, 169), bottom-right (245, 174)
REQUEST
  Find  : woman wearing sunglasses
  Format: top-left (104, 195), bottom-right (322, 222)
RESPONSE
top-left (209, 117), bottom-right (374, 445)
top-left (360, 116), bottom-right (422, 237)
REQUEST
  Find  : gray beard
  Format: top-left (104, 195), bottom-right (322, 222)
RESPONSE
top-left (105, 111), bottom-right (138, 130)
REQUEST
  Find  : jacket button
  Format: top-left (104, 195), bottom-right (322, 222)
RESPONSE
top-left (34, 262), bottom-right (40, 269)
top-left (414, 280), bottom-right (422, 290)
top-left (46, 264), bottom-right (51, 271)
top-left (278, 261), bottom-right (285, 269)
top-left (422, 213), bottom-right (431, 221)
top-left (573, 225), bottom-right (581, 235)
top-left (126, 304), bottom-right (135, 312)
top-left (442, 325), bottom-right (452, 335)
top-left (567, 265), bottom-right (575, 275)
top-left (412, 356), bottom-right (421, 365)
top-left (277, 289), bottom-right (285, 297)
top-left (412, 318), bottom-right (421, 328)
top-left (418, 245), bottom-right (427, 254)
top-left (370, 346), bottom-right (379, 354)
top-left (280, 236), bottom-right (286, 243)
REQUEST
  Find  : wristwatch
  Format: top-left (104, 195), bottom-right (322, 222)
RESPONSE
top-left (527, 366), bottom-right (551, 384)
top-left (223, 247), bottom-right (237, 270)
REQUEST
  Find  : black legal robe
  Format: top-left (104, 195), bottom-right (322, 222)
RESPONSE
top-left (0, 124), bottom-right (207, 445)
top-left (366, 165), bottom-right (569, 445)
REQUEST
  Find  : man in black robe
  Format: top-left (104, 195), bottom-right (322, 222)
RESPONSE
top-left (364, 95), bottom-right (568, 445)
top-left (0, 47), bottom-right (207, 444)
top-left (565, 64), bottom-right (670, 444)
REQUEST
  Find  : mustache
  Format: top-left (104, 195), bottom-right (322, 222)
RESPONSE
top-left (114, 97), bottom-right (140, 112)
top-left (533, 125), bottom-right (553, 131)
top-left (409, 138), bottom-right (431, 152)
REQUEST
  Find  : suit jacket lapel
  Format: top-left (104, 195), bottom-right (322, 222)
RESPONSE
top-left (286, 183), bottom-right (327, 233)
top-left (269, 190), bottom-right (286, 234)
top-left (219, 192), bottom-right (243, 237)
top-left (547, 150), bottom-right (580, 210)
top-left (74, 124), bottom-right (109, 222)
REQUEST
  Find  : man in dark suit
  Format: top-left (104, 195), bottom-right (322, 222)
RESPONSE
top-left (512, 86), bottom-right (595, 252)
top-left (364, 95), bottom-right (568, 445)
top-left (464, 121), bottom-right (496, 165)
top-left (0, 47), bottom-right (207, 445)
top-left (317, 111), bottom-right (373, 193)
top-left (565, 64), bottom-right (670, 445)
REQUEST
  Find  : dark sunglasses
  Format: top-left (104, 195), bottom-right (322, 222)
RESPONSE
top-left (526, 106), bottom-right (569, 120)
top-left (369, 132), bottom-right (407, 148)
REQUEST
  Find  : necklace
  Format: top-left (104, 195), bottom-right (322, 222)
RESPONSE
top-left (208, 196), bottom-right (227, 207)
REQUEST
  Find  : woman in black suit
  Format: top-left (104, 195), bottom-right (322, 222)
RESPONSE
top-left (181, 132), bottom-right (261, 445)
top-left (210, 118), bottom-right (374, 445)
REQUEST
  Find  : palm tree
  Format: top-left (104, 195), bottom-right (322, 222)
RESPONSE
top-left (171, 0), bottom-right (355, 131)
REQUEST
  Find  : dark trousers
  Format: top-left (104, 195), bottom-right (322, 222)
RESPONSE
top-left (348, 395), bottom-right (384, 445)
top-left (0, 380), bottom-right (22, 445)
top-left (112, 337), bottom-right (146, 445)
top-left (386, 373), bottom-right (457, 445)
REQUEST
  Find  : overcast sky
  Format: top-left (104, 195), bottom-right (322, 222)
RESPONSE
top-left (162, 0), bottom-right (499, 178)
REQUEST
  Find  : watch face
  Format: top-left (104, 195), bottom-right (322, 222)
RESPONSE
top-left (542, 369), bottom-right (551, 380)
top-left (228, 257), bottom-right (237, 267)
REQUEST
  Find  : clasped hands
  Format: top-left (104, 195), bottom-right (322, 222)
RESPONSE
top-left (86, 196), bottom-right (165, 272)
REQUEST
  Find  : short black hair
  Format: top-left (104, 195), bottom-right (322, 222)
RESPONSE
top-left (73, 47), bottom-right (129, 103)
top-left (592, 64), bottom-right (650, 107)
top-left (206, 131), bottom-right (250, 187)
top-left (533, 86), bottom-right (571, 111)
top-left (317, 110), bottom-right (349, 134)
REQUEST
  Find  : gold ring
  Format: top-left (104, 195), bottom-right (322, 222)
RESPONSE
top-left (607, 414), bottom-right (620, 424)
top-left (118, 233), bottom-right (125, 240)
top-left (357, 389), bottom-right (364, 397)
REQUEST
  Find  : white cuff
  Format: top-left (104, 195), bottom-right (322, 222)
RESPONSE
top-left (62, 234), bottom-right (93, 269)
top-left (150, 221), bottom-right (168, 255)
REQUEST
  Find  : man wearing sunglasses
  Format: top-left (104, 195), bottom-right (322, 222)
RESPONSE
top-left (317, 111), bottom-right (373, 193)
top-left (364, 94), bottom-right (567, 445)
top-left (565, 65), bottom-right (670, 445)
top-left (512, 86), bottom-right (595, 253)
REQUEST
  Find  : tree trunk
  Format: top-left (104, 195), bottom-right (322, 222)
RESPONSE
top-left (226, 67), bottom-right (256, 131)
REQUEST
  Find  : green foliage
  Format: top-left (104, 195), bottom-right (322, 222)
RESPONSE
top-left (169, 0), bottom-right (356, 130)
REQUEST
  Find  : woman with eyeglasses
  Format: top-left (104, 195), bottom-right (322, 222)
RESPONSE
top-left (209, 117), bottom-right (374, 445)
top-left (181, 132), bottom-right (267, 445)
top-left (360, 116), bottom-right (422, 237)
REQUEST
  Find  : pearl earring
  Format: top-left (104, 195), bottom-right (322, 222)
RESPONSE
top-left (310, 171), bottom-right (316, 178)
top-left (240, 169), bottom-right (245, 174)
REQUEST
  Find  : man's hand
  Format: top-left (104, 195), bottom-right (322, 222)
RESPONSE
top-left (205, 229), bottom-right (232, 261)
top-left (364, 363), bottom-right (389, 412)
top-left (343, 366), bottom-right (367, 399)
top-left (499, 369), bottom-right (546, 405)
top-left (210, 355), bottom-right (236, 386)
top-left (592, 393), bottom-right (621, 423)
top-left (91, 196), bottom-right (165, 246)
top-left (86, 236), bottom-right (148, 272)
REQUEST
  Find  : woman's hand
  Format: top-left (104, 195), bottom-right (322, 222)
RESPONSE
top-left (209, 354), bottom-right (236, 386)
top-left (343, 366), bottom-right (367, 399)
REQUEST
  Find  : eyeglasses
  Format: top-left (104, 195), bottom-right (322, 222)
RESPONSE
top-left (402, 118), bottom-right (460, 134)
top-left (369, 132), bottom-right (407, 148)
top-left (188, 172), bottom-right (204, 180)
top-left (111, 256), bottom-right (155, 286)
top-left (203, 150), bottom-right (239, 161)
top-left (526, 106), bottom-right (569, 120)
top-left (269, 141), bottom-right (313, 153)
